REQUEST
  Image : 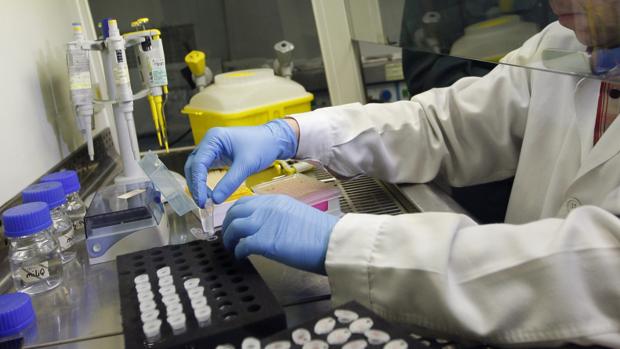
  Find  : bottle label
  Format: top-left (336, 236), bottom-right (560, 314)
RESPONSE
top-left (59, 230), bottom-right (75, 250)
top-left (19, 262), bottom-right (50, 284)
top-left (72, 219), bottom-right (85, 234)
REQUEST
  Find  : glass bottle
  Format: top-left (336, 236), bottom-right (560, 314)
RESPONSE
top-left (40, 170), bottom-right (86, 242)
top-left (2, 202), bottom-right (63, 294)
top-left (22, 182), bottom-right (76, 264)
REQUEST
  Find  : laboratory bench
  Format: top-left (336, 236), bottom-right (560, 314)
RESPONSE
top-left (0, 129), bottom-right (474, 348)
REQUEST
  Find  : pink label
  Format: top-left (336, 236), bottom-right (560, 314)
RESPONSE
top-left (312, 201), bottom-right (328, 212)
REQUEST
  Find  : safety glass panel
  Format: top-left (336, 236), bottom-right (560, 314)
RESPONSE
top-left (347, 0), bottom-right (620, 83)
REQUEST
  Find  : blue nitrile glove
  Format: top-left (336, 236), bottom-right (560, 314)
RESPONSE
top-left (184, 119), bottom-right (297, 207)
top-left (222, 195), bottom-right (339, 274)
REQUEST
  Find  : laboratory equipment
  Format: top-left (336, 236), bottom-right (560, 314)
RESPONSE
top-left (116, 238), bottom-right (286, 348)
top-left (138, 151), bottom-right (214, 239)
top-left (260, 302), bottom-right (423, 348)
top-left (83, 181), bottom-right (169, 264)
top-left (181, 68), bottom-right (313, 144)
top-left (129, 18), bottom-right (170, 151)
top-left (22, 182), bottom-right (76, 264)
top-left (40, 170), bottom-right (86, 242)
top-left (65, 18), bottom-right (170, 183)
top-left (252, 174), bottom-right (342, 216)
top-left (185, 50), bottom-right (213, 91)
top-left (0, 292), bottom-right (36, 344)
top-left (66, 23), bottom-right (95, 161)
top-left (2, 203), bottom-right (63, 295)
top-left (273, 40), bottom-right (295, 79)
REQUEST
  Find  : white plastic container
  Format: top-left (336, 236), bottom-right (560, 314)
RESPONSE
top-left (450, 15), bottom-right (539, 62)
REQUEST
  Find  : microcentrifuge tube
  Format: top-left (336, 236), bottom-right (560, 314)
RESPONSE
top-left (135, 282), bottom-right (151, 294)
top-left (138, 290), bottom-right (155, 303)
top-left (159, 285), bottom-right (176, 297)
top-left (167, 313), bottom-right (187, 335)
top-left (143, 319), bottom-right (162, 342)
top-left (194, 305), bottom-right (212, 327)
top-left (183, 278), bottom-right (200, 290)
top-left (187, 286), bottom-right (204, 299)
top-left (190, 296), bottom-right (207, 309)
top-left (134, 274), bottom-right (150, 285)
top-left (199, 198), bottom-right (215, 239)
top-left (166, 302), bottom-right (184, 316)
top-left (162, 294), bottom-right (181, 306)
top-left (141, 309), bottom-right (160, 323)
top-left (156, 266), bottom-right (171, 278)
top-left (158, 275), bottom-right (173, 287)
top-left (140, 301), bottom-right (157, 313)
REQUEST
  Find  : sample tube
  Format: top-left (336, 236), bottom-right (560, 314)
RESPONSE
top-left (199, 198), bottom-right (215, 239)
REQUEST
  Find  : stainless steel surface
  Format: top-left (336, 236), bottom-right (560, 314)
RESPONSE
top-left (23, 243), bottom-right (122, 348)
top-left (397, 182), bottom-right (472, 216)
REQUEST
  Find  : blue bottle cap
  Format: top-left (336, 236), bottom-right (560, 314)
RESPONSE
top-left (22, 182), bottom-right (67, 209)
top-left (2, 203), bottom-right (53, 238)
top-left (0, 293), bottom-right (35, 337)
top-left (40, 170), bottom-right (81, 195)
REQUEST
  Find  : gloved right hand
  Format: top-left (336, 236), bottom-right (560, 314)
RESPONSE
top-left (184, 119), bottom-right (298, 207)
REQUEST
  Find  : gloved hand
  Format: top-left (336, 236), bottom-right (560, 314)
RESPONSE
top-left (184, 119), bottom-right (297, 207)
top-left (222, 195), bottom-right (339, 274)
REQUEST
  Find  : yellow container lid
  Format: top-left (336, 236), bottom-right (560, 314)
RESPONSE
top-left (183, 68), bottom-right (312, 116)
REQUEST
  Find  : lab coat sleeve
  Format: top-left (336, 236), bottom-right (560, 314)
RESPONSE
top-left (292, 42), bottom-right (535, 186)
top-left (325, 208), bottom-right (620, 346)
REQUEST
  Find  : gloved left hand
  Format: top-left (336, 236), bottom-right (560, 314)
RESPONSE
top-left (222, 195), bottom-right (339, 274)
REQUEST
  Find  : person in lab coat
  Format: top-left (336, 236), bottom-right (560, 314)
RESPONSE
top-left (185, 0), bottom-right (620, 346)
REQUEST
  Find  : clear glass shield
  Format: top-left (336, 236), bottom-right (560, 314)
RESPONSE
top-left (348, 0), bottom-right (620, 83)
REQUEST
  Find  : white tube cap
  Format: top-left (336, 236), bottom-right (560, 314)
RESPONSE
top-left (137, 290), bottom-right (155, 303)
top-left (157, 266), bottom-right (171, 278)
top-left (139, 301), bottom-right (157, 313)
top-left (158, 275), bottom-right (174, 287)
top-left (194, 305), bottom-right (212, 326)
top-left (141, 309), bottom-right (159, 323)
top-left (134, 274), bottom-right (150, 285)
top-left (183, 278), bottom-right (200, 290)
top-left (187, 286), bottom-right (204, 299)
top-left (135, 282), bottom-right (151, 294)
top-left (162, 294), bottom-right (181, 306)
top-left (166, 302), bottom-right (184, 316)
top-left (190, 296), bottom-right (207, 309)
top-left (159, 285), bottom-right (176, 297)
top-left (143, 319), bottom-right (162, 342)
top-left (167, 313), bottom-right (187, 335)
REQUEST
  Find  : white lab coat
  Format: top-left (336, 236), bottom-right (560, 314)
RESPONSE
top-left (292, 22), bottom-right (620, 347)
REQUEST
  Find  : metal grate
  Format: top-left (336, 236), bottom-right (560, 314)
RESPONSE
top-left (311, 168), bottom-right (408, 215)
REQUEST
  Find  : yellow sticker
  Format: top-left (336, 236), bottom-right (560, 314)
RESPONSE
top-left (385, 63), bottom-right (404, 81)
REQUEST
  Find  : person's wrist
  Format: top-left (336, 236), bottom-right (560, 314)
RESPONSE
top-left (267, 118), bottom-right (299, 159)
